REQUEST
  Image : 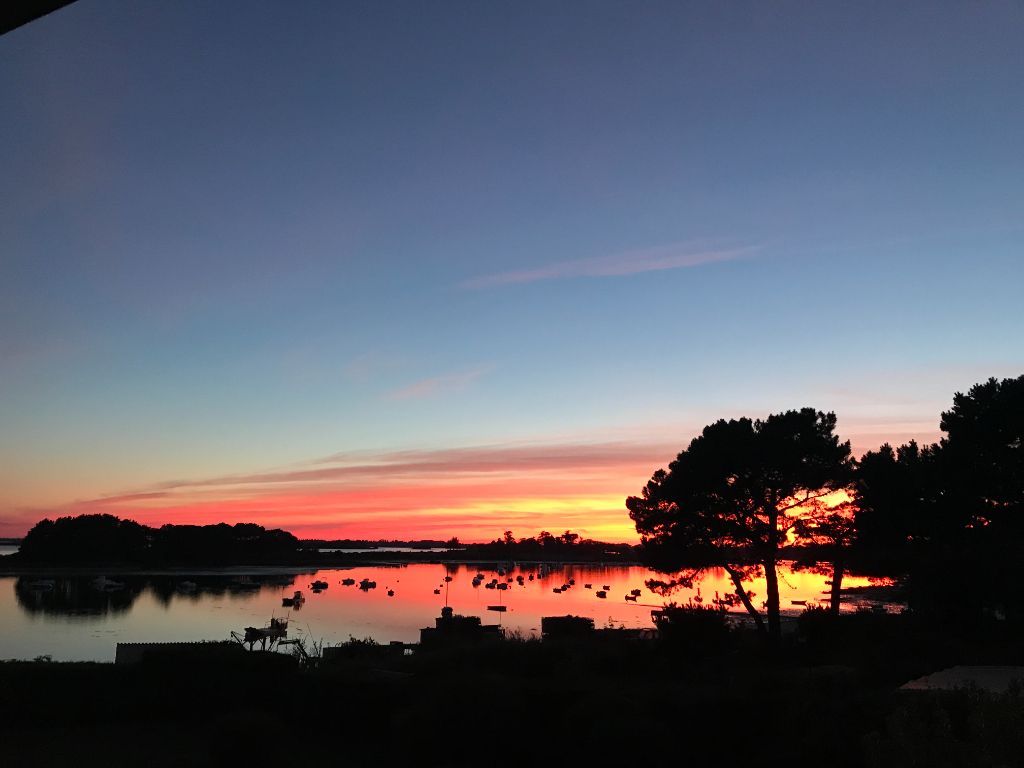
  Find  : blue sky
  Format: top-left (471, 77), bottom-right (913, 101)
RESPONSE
top-left (1, 1), bottom-right (1021, 537)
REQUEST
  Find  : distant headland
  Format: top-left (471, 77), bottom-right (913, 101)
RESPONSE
top-left (1, 514), bottom-right (638, 571)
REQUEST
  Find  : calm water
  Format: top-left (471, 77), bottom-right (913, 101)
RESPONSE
top-left (0, 563), bottom-right (890, 661)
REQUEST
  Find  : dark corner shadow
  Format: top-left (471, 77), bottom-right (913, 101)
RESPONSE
top-left (1, 1), bottom-right (77, 37)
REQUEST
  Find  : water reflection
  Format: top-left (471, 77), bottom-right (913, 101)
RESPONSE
top-left (1, 563), bottom-right (896, 661)
top-left (15, 576), bottom-right (145, 617)
top-left (9, 564), bottom-right (890, 621)
top-left (13, 574), bottom-right (296, 617)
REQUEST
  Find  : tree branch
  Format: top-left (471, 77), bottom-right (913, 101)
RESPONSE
top-left (777, 489), bottom-right (836, 514)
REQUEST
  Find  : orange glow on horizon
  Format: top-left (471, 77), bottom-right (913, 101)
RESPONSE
top-left (35, 471), bottom-right (651, 543)
top-left (11, 440), bottom-right (862, 543)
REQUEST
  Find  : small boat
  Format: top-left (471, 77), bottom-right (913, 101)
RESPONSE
top-left (602, 585), bottom-right (610, 591)
top-left (433, 588), bottom-right (441, 595)
top-left (359, 579), bottom-right (377, 590)
top-left (387, 590), bottom-right (395, 597)
top-left (630, 589), bottom-right (642, 597)
top-left (487, 605), bottom-right (507, 612)
top-left (497, 583), bottom-right (508, 590)
top-left (341, 578), bottom-right (356, 586)
top-left (553, 587), bottom-right (562, 594)
top-left (625, 594), bottom-right (638, 602)
top-left (444, 576), bottom-right (453, 582)
top-left (596, 591), bottom-right (607, 599)
top-left (584, 584), bottom-right (592, 589)
top-left (310, 580), bottom-right (329, 590)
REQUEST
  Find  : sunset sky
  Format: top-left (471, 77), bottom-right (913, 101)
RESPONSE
top-left (1, 2), bottom-right (1022, 540)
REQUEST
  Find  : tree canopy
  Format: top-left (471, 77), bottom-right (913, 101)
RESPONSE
top-left (855, 375), bottom-right (1024, 622)
top-left (18, 514), bottom-right (299, 565)
top-left (856, 375), bottom-right (1024, 549)
top-left (627, 408), bottom-right (853, 636)
top-left (940, 375), bottom-right (1024, 534)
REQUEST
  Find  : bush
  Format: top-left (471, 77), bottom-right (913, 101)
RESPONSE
top-left (652, 602), bottom-right (731, 652)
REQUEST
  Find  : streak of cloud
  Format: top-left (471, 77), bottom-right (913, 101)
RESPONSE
top-left (123, 439), bottom-right (682, 493)
top-left (36, 437), bottom-right (678, 541)
top-left (460, 244), bottom-right (754, 289)
top-left (386, 364), bottom-right (493, 400)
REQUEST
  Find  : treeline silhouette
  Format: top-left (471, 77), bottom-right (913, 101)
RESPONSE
top-left (16, 515), bottom-right (299, 565)
top-left (854, 375), bottom-right (1024, 624)
top-left (462, 529), bottom-right (635, 560)
top-left (298, 537), bottom-right (456, 550)
top-left (628, 375), bottom-right (1024, 637)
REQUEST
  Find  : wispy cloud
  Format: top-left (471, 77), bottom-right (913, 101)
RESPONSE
top-left (75, 492), bottom-right (171, 505)
top-left (460, 243), bottom-right (754, 289)
top-left (127, 439), bottom-right (681, 492)
top-left (26, 438), bottom-right (683, 541)
top-left (386, 364), bottom-right (493, 400)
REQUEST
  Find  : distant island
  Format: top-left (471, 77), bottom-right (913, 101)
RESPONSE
top-left (3, 514), bottom-right (639, 570)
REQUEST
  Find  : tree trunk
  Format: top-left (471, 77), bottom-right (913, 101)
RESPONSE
top-left (764, 556), bottom-right (781, 639)
top-left (725, 565), bottom-right (765, 633)
top-left (763, 504), bottom-right (782, 641)
top-left (830, 557), bottom-right (844, 615)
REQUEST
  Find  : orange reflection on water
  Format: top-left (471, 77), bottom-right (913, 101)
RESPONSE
top-left (0, 563), bottom-right (894, 661)
top-left (278, 562), bottom-right (887, 644)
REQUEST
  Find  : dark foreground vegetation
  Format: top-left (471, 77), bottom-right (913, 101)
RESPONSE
top-left (3, 608), bottom-right (1023, 768)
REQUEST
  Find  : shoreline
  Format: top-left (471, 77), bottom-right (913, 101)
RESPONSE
top-left (0, 557), bottom-right (647, 577)
top-left (0, 557), bottom-right (898, 579)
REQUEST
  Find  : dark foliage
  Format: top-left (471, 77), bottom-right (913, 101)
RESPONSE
top-left (940, 375), bottom-right (1024, 536)
top-left (16, 514), bottom-right (299, 565)
top-left (18, 514), bottom-right (149, 564)
top-left (652, 601), bottom-right (732, 652)
top-left (627, 408), bottom-right (854, 637)
top-left (854, 440), bottom-right (943, 557)
top-left (460, 529), bottom-right (636, 561)
top-left (854, 376), bottom-right (1024, 624)
top-left (865, 686), bottom-right (1024, 768)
